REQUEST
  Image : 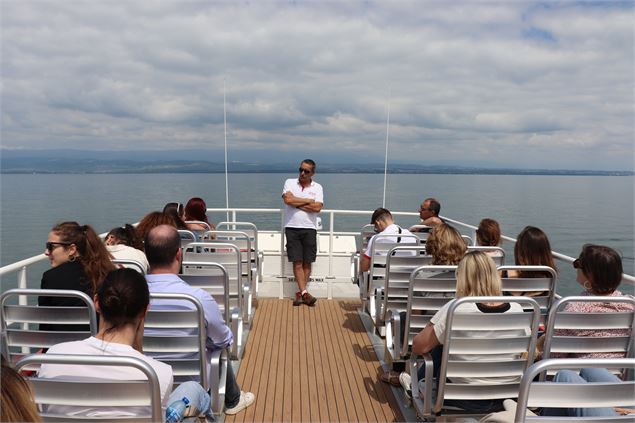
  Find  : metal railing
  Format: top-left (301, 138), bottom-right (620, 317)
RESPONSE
top-left (1, 208), bottom-right (633, 291)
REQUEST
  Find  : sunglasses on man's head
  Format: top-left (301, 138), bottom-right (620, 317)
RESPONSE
top-left (299, 167), bottom-right (312, 174)
top-left (45, 242), bottom-right (71, 252)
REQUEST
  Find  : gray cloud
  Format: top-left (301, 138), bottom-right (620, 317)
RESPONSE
top-left (1, 1), bottom-right (633, 170)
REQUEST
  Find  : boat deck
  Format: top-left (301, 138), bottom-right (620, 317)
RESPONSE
top-left (226, 298), bottom-right (404, 423)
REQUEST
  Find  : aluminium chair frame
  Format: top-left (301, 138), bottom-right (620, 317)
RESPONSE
top-left (216, 221), bottom-right (263, 290)
top-left (111, 258), bottom-right (146, 274)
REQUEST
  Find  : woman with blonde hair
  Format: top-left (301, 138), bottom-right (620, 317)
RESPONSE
top-left (401, 251), bottom-right (525, 413)
top-left (425, 223), bottom-right (467, 265)
top-left (1, 356), bottom-right (41, 422)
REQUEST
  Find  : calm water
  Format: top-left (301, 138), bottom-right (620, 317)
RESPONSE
top-left (1, 173), bottom-right (633, 296)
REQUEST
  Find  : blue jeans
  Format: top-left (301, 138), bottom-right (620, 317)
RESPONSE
top-left (541, 368), bottom-right (624, 417)
top-left (416, 346), bottom-right (504, 414)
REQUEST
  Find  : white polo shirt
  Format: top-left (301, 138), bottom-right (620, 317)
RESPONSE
top-left (363, 224), bottom-right (417, 258)
top-left (282, 178), bottom-right (324, 229)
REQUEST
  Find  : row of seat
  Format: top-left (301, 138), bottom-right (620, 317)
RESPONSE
top-left (1, 289), bottom-right (228, 418)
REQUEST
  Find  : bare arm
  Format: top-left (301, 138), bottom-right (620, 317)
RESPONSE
top-left (360, 255), bottom-right (371, 273)
top-left (282, 191), bottom-right (313, 207)
top-left (412, 324), bottom-right (440, 354)
top-left (298, 202), bottom-right (323, 213)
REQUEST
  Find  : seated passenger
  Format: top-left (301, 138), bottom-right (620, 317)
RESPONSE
top-left (505, 226), bottom-right (557, 296)
top-left (184, 197), bottom-right (215, 232)
top-left (360, 207), bottom-right (417, 272)
top-left (135, 211), bottom-right (176, 247)
top-left (542, 244), bottom-right (633, 359)
top-left (425, 223), bottom-right (466, 266)
top-left (402, 251), bottom-right (527, 413)
top-left (163, 202), bottom-right (188, 230)
top-left (144, 225), bottom-right (255, 415)
top-left (105, 224), bottom-right (149, 272)
top-left (1, 356), bottom-right (41, 422)
top-left (40, 222), bottom-right (115, 332)
top-left (38, 269), bottom-right (174, 417)
top-left (475, 218), bottom-right (504, 258)
top-left (410, 197), bottom-right (443, 231)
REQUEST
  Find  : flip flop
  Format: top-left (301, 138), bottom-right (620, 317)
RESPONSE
top-left (379, 370), bottom-right (401, 387)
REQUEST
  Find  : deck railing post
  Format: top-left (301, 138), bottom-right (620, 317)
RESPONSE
top-left (280, 209), bottom-right (285, 299)
top-left (18, 266), bottom-right (29, 353)
top-left (231, 210), bottom-right (236, 223)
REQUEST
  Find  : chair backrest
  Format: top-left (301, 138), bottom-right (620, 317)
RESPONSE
top-left (179, 265), bottom-right (231, 324)
top-left (499, 265), bottom-right (558, 314)
top-left (182, 242), bottom-right (243, 311)
top-left (543, 296), bottom-right (635, 363)
top-left (402, 265), bottom-right (458, 357)
top-left (367, 233), bottom-right (420, 282)
top-left (111, 259), bottom-right (146, 274)
top-left (409, 225), bottom-right (432, 243)
top-left (178, 229), bottom-right (197, 249)
top-left (184, 221), bottom-right (212, 241)
top-left (144, 292), bottom-right (208, 389)
top-left (17, 353), bottom-right (163, 422)
top-left (0, 289), bottom-right (97, 362)
top-left (202, 231), bottom-right (254, 282)
top-left (435, 296), bottom-right (540, 414)
top-left (216, 222), bottom-right (258, 250)
top-left (515, 358), bottom-right (635, 422)
top-left (381, 246), bottom-right (430, 322)
top-left (359, 224), bottom-right (375, 251)
top-left (467, 246), bottom-right (505, 266)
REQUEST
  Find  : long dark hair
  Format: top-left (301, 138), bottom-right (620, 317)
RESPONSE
top-left (51, 222), bottom-right (115, 294)
top-left (162, 203), bottom-right (188, 230)
top-left (514, 226), bottom-right (557, 277)
top-left (184, 197), bottom-right (209, 223)
top-left (96, 268), bottom-right (149, 334)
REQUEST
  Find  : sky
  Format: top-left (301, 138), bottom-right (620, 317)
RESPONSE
top-left (1, 1), bottom-right (633, 171)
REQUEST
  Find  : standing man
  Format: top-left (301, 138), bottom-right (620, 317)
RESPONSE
top-left (410, 197), bottom-right (443, 231)
top-left (282, 159), bottom-right (323, 306)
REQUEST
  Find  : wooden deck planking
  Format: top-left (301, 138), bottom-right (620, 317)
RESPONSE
top-left (226, 299), bottom-right (403, 423)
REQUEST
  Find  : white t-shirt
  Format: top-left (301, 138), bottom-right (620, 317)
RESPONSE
top-left (430, 301), bottom-right (527, 385)
top-left (107, 244), bottom-right (149, 272)
top-left (38, 336), bottom-right (173, 418)
top-left (363, 224), bottom-right (417, 258)
top-left (282, 178), bottom-right (324, 229)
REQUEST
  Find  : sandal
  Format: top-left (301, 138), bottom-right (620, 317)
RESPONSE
top-left (379, 370), bottom-right (401, 387)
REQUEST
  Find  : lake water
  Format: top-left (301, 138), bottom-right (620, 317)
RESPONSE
top-left (1, 173), bottom-right (633, 296)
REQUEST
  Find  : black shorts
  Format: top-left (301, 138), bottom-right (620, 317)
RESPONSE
top-left (285, 227), bottom-right (317, 263)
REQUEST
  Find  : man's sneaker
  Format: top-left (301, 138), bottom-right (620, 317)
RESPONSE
top-left (293, 292), bottom-right (303, 306)
top-left (302, 292), bottom-right (317, 306)
top-left (225, 391), bottom-right (255, 415)
top-left (399, 372), bottom-right (412, 400)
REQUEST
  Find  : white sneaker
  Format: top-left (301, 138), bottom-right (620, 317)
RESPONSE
top-left (399, 372), bottom-right (412, 400)
top-left (224, 391), bottom-right (255, 415)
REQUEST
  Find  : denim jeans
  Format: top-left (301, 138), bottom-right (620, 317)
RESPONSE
top-left (416, 345), bottom-right (504, 414)
top-left (167, 381), bottom-right (212, 418)
top-left (541, 368), bottom-right (626, 417)
top-left (224, 364), bottom-right (242, 408)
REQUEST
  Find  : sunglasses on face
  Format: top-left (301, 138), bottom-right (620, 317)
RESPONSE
top-left (46, 242), bottom-right (71, 252)
top-left (573, 258), bottom-right (582, 269)
top-left (298, 167), bottom-right (312, 175)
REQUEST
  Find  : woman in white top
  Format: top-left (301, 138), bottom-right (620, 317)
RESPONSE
top-left (405, 251), bottom-right (525, 413)
top-left (105, 224), bottom-right (149, 272)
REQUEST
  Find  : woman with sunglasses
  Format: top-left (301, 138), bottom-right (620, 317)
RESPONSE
top-left (163, 202), bottom-right (188, 230)
top-left (553, 244), bottom-right (633, 358)
top-left (40, 221), bottom-right (115, 331)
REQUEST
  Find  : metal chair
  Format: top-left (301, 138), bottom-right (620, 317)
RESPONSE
top-left (111, 258), bottom-right (146, 274)
top-left (499, 265), bottom-right (558, 317)
top-left (411, 296), bottom-right (540, 421)
top-left (515, 358), bottom-right (635, 422)
top-left (178, 229), bottom-right (197, 249)
top-left (1, 289), bottom-right (97, 362)
top-left (386, 265), bottom-right (458, 366)
top-left (144, 292), bottom-right (228, 415)
top-left (17, 353), bottom-right (163, 422)
top-left (467, 246), bottom-right (506, 266)
top-left (216, 222), bottom-right (263, 290)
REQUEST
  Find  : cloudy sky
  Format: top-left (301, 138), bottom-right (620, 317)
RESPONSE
top-left (1, 1), bottom-right (633, 170)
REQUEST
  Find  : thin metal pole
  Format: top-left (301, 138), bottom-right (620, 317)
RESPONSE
top-left (223, 79), bottom-right (230, 223)
top-left (382, 87), bottom-right (391, 208)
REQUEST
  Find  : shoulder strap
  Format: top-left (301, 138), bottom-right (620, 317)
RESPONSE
top-left (397, 226), bottom-right (402, 243)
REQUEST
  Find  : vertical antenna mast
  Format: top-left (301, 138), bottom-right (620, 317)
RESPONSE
top-left (223, 79), bottom-right (230, 222)
top-left (382, 87), bottom-right (391, 208)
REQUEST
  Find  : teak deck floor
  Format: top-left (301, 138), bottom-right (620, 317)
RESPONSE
top-left (225, 299), bottom-right (404, 423)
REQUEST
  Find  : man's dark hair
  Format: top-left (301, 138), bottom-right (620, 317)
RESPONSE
top-left (301, 159), bottom-right (316, 171)
top-left (425, 198), bottom-right (441, 216)
top-left (370, 207), bottom-right (392, 224)
top-left (144, 225), bottom-right (180, 268)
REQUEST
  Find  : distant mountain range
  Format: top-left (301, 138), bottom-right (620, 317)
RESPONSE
top-left (1, 150), bottom-right (632, 176)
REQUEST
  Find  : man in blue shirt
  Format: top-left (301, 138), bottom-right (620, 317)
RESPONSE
top-left (144, 224), bottom-right (255, 415)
